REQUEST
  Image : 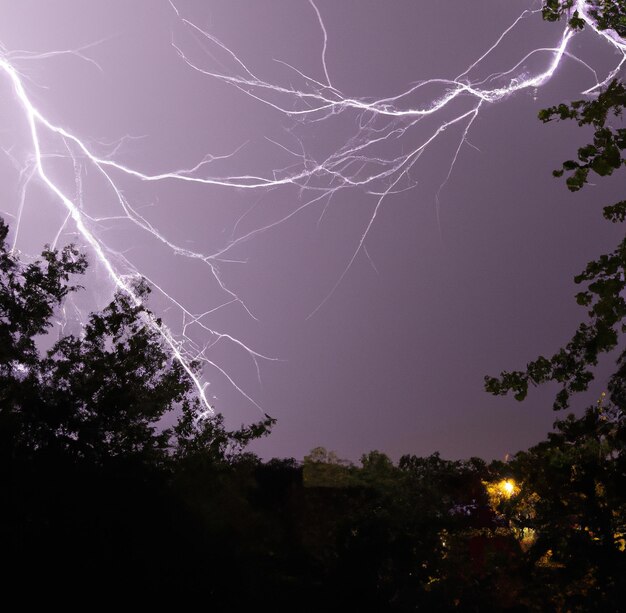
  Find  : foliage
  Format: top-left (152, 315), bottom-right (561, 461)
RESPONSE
top-left (0, 220), bottom-right (87, 420)
top-left (498, 401), bottom-right (626, 609)
top-left (303, 445), bottom-right (358, 487)
top-left (483, 9), bottom-right (626, 601)
top-left (486, 13), bottom-right (626, 411)
top-left (294, 426), bottom-right (626, 609)
top-left (0, 216), bottom-right (273, 466)
top-left (542, 0), bottom-right (626, 35)
top-left (540, 80), bottom-right (626, 192)
top-left (0, 216), bottom-right (279, 602)
top-left (542, 0), bottom-right (586, 30)
top-left (3, 236), bottom-right (624, 609)
top-left (485, 228), bottom-right (626, 410)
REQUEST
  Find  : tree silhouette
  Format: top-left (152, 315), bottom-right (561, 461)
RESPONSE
top-left (0, 216), bottom-right (277, 601)
top-left (483, 8), bottom-right (626, 604)
top-left (498, 402), bottom-right (626, 609)
top-left (543, 0), bottom-right (626, 35)
top-left (486, 4), bottom-right (626, 410)
top-left (0, 216), bottom-right (274, 465)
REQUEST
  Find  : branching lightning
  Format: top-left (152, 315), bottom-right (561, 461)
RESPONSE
top-left (0, 0), bottom-right (624, 420)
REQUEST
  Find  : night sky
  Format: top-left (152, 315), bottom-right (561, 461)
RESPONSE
top-left (1, 1), bottom-right (624, 462)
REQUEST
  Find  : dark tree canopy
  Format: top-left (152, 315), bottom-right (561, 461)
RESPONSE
top-left (0, 216), bottom-right (274, 467)
top-left (498, 402), bottom-right (626, 609)
top-left (486, 3), bottom-right (626, 411)
top-left (2, 208), bottom-right (626, 609)
top-left (480, 10), bottom-right (626, 600)
top-left (0, 215), bottom-right (280, 603)
top-left (543, 0), bottom-right (626, 36)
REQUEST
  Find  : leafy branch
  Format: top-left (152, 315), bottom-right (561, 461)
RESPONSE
top-left (485, 79), bottom-right (626, 410)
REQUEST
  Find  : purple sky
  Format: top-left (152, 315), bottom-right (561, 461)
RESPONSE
top-left (1, 1), bottom-right (624, 462)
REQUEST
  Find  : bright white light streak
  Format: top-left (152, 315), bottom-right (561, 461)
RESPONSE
top-left (1, 0), bottom-right (624, 419)
top-left (0, 56), bottom-right (273, 418)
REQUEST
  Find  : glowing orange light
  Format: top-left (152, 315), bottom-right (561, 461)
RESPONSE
top-left (484, 478), bottom-right (519, 506)
top-left (501, 479), bottom-right (515, 497)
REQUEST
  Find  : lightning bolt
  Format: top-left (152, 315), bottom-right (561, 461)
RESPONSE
top-left (167, 0), bottom-right (624, 311)
top-left (1, 1), bottom-right (624, 421)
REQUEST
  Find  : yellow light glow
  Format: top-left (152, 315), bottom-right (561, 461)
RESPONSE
top-left (484, 478), bottom-right (520, 508)
top-left (502, 480), bottom-right (515, 496)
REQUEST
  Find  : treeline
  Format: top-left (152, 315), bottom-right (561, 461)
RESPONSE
top-left (2, 215), bottom-right (626, 609)
top-left (3, 411), bottom-right (625, 611)
top-left (302, 404), bottom-right (626, 611)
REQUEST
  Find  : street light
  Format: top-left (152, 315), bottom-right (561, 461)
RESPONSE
top-left (498, 479), bottom-right (518, 499)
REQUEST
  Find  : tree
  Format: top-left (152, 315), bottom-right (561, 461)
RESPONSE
top-left (486, 4), bottom-right (626, 410)
top-left (497, 401), bottom-right (626, 609)
top-left (0, 219), bottom-right (87, 460)
top-left (0, 216), bottom-right (282, 601)
top-left (483, 8), bottom-right (626, 605)
top-left (0, 216), bottom-right (273, 466)
top-left (303, 446), bottom-right (357, 487)
top-left (542, 0), bottom-right (626, 35)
